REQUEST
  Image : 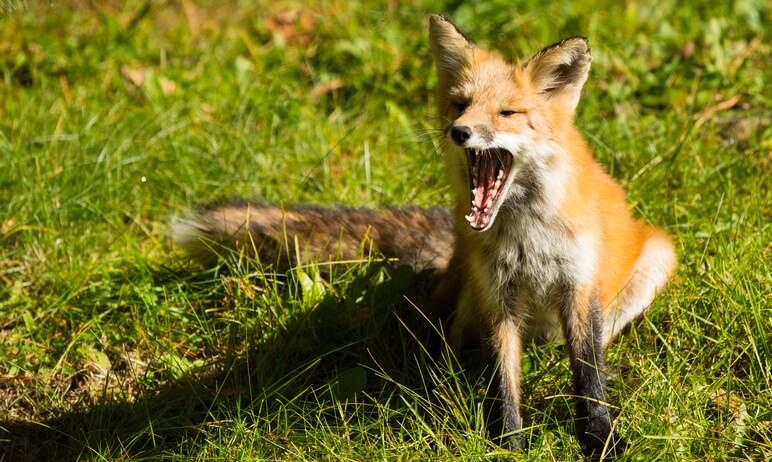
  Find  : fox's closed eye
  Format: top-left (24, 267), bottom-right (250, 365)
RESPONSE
top-left (452, 101), bottom-right (469, 112)
top-left (499, 110), bottom-right (524, 117)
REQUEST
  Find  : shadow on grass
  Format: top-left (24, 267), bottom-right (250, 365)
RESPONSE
top-left (0, 259), bottom-right (581, 460)
top-left (0, 262), bottom-right (473, 460)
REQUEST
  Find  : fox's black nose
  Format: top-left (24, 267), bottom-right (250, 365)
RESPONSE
top-left (450, 125), bottom-right (472, 146)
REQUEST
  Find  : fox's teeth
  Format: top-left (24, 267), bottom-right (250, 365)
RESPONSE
top-left (464, 213), bottom-right (473, 222)
top-left (497, 169), bottom-right (504, 180)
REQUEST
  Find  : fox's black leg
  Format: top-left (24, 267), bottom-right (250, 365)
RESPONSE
top-left (560, 290), bottom-right (624, 460)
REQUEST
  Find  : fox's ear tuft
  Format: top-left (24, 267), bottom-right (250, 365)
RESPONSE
top-left (525, 36), bottom-right (591, 111)
top-left (429, 14), bottom-right (474, 81)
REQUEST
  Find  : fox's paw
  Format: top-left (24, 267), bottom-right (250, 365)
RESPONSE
top-left (578, 418), bottom-right (625, 461)
top-left (500, 432), bottom-right (521, 452)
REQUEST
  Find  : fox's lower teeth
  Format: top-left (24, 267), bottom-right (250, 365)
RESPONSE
top-left (465, 147), bottom-right (514, 230)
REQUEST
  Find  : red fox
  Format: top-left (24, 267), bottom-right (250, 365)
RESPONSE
top-left (173, 14), bottom-right (676, 459)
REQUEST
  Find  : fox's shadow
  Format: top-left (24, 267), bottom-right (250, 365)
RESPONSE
top-left (0, 260), bottom-right (578, 460)
top-left (0, 262), bottom-right (460, 460)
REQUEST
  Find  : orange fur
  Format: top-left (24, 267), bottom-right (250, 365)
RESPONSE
top-left (430, 14), bottom-right (673, 454)
top-left (429, 16), bottom-right (675, 345)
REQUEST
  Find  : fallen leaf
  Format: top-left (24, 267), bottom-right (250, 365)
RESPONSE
top-left (710, 388), bottom-right (743, 411)
top-left (681, 41), bottom-right (695, 58)
top-left (694, 96), bottom-right (740, 129)
top-left (310, 79), bottom-right (344, 97)
top-left (721, 115), bottom-right (766, 143)
top-left (59, 74), bottom-right (72, 105)
top-left (264, 10), bottom-right (315, 47)
top-left (159, 76), bottom-right (177, 95)
top-left (181, 0), bottom-right (201, 36)
top-left (729, 36), bottom-right (761, 75)
top-left (1, 218), bottom-right (16, 234)
top-left (709, 387), bottom-right (749, 447)
top-left (120, 65), bottom-right (145, 87)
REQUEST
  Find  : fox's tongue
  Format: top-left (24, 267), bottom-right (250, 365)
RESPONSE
top-left (464, 150), bottom-right (512, 230)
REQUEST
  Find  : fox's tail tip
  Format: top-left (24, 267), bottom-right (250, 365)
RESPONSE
top-left (169, 211), bottom-right (213, 263)
top-left (170, 213), bottom-right (197, 246)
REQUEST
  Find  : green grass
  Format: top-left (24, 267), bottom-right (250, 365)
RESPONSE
top-left (0, 0), bottom-right (769, 460)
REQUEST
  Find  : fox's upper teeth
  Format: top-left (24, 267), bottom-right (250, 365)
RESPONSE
top-left (464, 213), bottom-right (473, 222)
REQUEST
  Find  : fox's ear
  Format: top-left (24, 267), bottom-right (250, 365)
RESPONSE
top-left (429, 14), bottom-right (474, 83)
top-left (525, 36), bottom-right (591, 111)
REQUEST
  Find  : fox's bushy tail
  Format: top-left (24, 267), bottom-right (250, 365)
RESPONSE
top-left (172, 200), bottom-right (455, 273)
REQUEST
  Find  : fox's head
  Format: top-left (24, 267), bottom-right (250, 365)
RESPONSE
top-left (429, 14), bottom-right (591, 232)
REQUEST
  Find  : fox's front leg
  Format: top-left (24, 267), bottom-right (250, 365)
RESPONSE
top-left (491, 316), bottom-right (523, 448)
top-left (560, 289), bottom-right (623, 459)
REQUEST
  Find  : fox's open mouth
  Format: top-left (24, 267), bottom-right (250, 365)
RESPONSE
top-left (465, 148), bottom-right (514, 231)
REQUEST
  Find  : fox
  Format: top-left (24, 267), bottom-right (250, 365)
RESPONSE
top-left (173, 14), bottom-right (676, 460)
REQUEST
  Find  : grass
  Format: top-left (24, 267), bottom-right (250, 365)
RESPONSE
top-left (0, 0), bottom-right (769, 460)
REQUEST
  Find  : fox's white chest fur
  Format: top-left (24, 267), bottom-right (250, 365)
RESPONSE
top-left (471, 168), bottom-right (598, 336)
top-left (487, 210), bottom-right (567, 295)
